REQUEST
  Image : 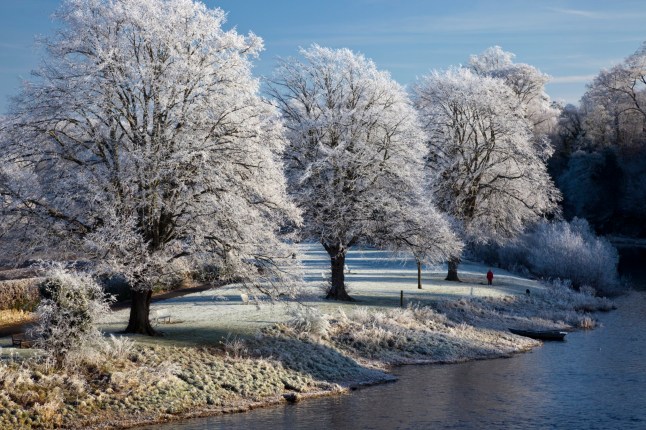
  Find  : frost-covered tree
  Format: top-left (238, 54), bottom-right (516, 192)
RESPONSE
top-left (581, 42), bottom-right (646, 148)
top-left (470, 46), bottom-right (560, 141)
top-left (554, 104), bottom-right (586, 156)
top-left (412, 67), bottom-right (560, 281)
top-left (551, 42), bottom-right (646, 236)
top-left (0, 0), bottom-right (300, 335)
top-left (268, 45), bottom-right (458, 300)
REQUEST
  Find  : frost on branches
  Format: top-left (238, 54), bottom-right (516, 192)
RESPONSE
top-left (0, 0), bottom-right (300, 335)
top-left (469, 46), bottom-right (560, 143)
top-left (412, 67), bottom-right (560, 281)
top-left (373, 202), bottom-right (463, 289)
top-left (580, 42), bottom-right (646, 148)
top-left (268, 45), bottom-right (459, 300)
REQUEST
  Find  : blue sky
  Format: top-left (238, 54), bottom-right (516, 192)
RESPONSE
top-left (0, 0), bottom-right (644, 113)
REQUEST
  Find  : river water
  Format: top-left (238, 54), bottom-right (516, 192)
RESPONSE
top-left (146, 252), bottom-right (646, 430)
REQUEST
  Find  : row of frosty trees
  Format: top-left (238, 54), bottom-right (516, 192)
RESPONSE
top-left (0, 0), bottom-right (561, 336)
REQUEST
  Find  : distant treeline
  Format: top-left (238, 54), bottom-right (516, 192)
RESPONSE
top-left (549, 43), bottom-right (646, 238)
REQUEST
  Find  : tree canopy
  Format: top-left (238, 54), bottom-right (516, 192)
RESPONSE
top-left (0, 0), bottom-right (300, 334)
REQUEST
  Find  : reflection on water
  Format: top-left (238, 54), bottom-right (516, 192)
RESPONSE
top-left (144, 292), bottom-right (646, 430)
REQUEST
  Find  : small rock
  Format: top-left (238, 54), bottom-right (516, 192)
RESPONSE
top-left (283, 393), bottom-right (300, 403)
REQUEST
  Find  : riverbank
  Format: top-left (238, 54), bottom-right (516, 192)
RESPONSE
top-left (0, 244), bottom-right (615, 429)
top-left (175, 290), bottom-right (644, 430)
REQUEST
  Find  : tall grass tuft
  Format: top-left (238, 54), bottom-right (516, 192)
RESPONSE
top-left (286, 306), bottom-right (330, 337)
top-left (0, 278), bottom-right (42, 311)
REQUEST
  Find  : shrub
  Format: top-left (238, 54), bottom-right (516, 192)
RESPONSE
top-left (541, 279), bottom-right (615, 312)
top-left (525, 218), bottom-right (620, 292)
top-left (493, 218), bottom-right (620, 293)
top-left (29, 267), bottom-right (114, 366)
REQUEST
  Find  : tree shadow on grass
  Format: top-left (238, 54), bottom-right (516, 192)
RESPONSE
top-left (104, 324), bottom-right (394, 387)
top-left (251, 335), bottom-right (394, 387)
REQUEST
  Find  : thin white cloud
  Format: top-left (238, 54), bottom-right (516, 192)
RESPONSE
top-left (546, 7), bottom-right (646, 22)
top-left (548, 8), bottom-right (598, 18)
top-left (549, 74), bottom-right (596, 84)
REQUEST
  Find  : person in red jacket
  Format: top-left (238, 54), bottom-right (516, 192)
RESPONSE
top-left (486, 269), bottom-right (494, 285)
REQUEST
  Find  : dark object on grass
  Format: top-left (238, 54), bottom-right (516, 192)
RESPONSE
top-left (509, 328), bottom-right (567, 341)
top-left (11, 333), bottom-right (33, 348)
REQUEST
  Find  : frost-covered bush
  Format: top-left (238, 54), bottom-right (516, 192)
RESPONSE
top-left (524, 218), bottom-right (619, 291)
top-left (30, 267), bottom-right (114, 366)
top-left (286, 306), bottom-right (330, 337)
top-left (190, 262), bottom-right (222, 283)
top-left (540, 279), bottom-right (615, 313)
top-left (492, 218), bottom-right (620, 292)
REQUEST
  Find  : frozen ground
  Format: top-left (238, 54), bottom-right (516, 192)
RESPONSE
top-left (103, 243), bottom-right (545, 346)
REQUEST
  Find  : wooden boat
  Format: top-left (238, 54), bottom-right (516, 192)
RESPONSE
top-left (508, 328), bottom-right (567, 341)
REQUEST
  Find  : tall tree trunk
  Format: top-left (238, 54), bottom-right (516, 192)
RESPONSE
top-left (417, 259), bottom-right (422, 289)
top-left (445, 256), bottom-right (461, 282)
top-left (125, 289), bottom-right (159, 336)
top-left (323, 243), bottom-right (353, 301)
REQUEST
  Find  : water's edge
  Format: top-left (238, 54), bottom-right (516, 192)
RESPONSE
top-left (143, 245), bottom-right (646, 430)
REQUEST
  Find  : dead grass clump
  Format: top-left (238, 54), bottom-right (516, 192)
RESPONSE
top-left (578, 316), bottom-right (596, 329)
top-left (100, 334), bottom-right (136, 361)
top-left (220, 334), bottom-right (248, 358)
top-left (32, 388), bottom-right (64, 427)
top-left (0, 309), bottom-right (35, 326)
top-left (0, 278), bottom-right (42, 311)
